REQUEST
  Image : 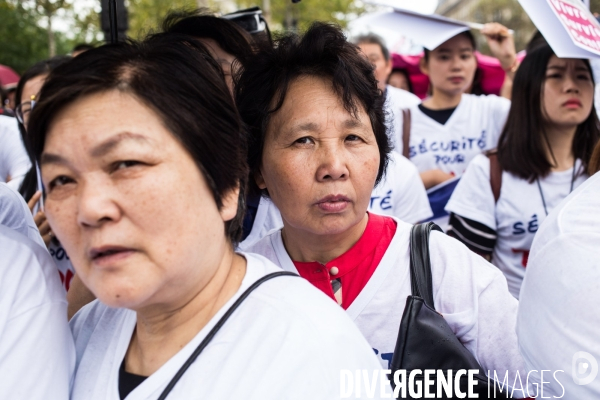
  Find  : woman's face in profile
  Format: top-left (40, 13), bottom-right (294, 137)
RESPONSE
top-left (257, 75), bottom-right (380, 237)
top-left (41, 90), bottom-right (238, 309)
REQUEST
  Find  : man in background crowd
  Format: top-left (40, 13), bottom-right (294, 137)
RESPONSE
top-left (354, 33), bottom-right (421, 148)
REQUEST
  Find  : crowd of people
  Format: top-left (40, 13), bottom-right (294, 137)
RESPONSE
top-left (0, 6), bottom-right (599, 400)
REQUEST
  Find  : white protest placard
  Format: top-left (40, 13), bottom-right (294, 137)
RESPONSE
top-left (357, 3), bottom-right (513, 50)
top-left (354, 9), bottom-right (470, 50)
top-left (519, 0), bottom-right (600, 58)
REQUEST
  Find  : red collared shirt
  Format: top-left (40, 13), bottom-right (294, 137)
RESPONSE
top-left (293, 213), bottom-right (397, 310)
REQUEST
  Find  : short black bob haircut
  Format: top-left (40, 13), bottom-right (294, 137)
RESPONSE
top-left (28, 34), bottom-right (249, 243)
top-left (497, 43), bottom-right (600, 181)
top-left (236, 22), bottom-right (391, 197)
top-left (162, 9), bottom-right (254, 65)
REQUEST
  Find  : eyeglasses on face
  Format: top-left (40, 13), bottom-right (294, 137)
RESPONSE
top-left (15, 96), bottom-right (37, 125)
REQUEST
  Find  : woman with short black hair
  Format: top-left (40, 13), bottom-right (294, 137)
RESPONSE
top-left (446, 43), bottom-right (600, 298)
top-left (29, 33), bottom-right (387, 400)
top-left (239, 22), bottom-right (526, 392)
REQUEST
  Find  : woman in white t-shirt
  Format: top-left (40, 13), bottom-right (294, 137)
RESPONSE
top-left (399, 25), bottom-right (517, 186)
top-left (398, 24), bottom-right (516, 229)
top-left (13, 56), bottom-right (76, 292)
top-left (28, 35), bottom-right (388, 400)
top-left (237, 23), bottom-right (526, 393)
top-left (446, 43), bottom-right (600, 298)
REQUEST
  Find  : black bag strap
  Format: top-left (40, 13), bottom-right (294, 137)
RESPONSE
top-left (485, 149), bottom-right (503, 203)
top-left (401, 108), bottom-right (411, 159)
top-left (157, 270), bottom-right (298, 399)
top-left (409, 222), bottom-right (443, 310)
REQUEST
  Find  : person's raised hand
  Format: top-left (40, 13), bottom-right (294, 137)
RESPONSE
top-left (481, 22), bottom-right (517, 72)
top-left (33, 210), bottom-right (53, 247)
top-left (29, 191), bottom-right (54, 247)
top-left (27, 191), bottom-right (42, 213)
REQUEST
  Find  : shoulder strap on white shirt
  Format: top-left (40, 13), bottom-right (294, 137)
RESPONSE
top-left (158, 271), bottom-right (298, 399)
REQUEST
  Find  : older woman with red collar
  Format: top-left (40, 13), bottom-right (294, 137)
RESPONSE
top-left (238, 22), bottom-right (528, 395)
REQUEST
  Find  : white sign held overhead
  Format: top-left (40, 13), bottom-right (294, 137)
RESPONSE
top-left (519, 0), bottom-right (600, 58)
top-left (355, 8), bottom-right (470, 50)
top-left (358, 3), bottom-right (512, 50)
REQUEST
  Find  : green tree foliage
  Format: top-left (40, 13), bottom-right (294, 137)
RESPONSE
top-left (127, 0), bottom-right (198, 39)
top-left (0, 0), bottom-right (49, 73)
top-left (34, 0), bottom-right (70, 56)
top-left (235, 0), bottom-right (364, 32)
top-left (0, 0), bottom-right (97, 74)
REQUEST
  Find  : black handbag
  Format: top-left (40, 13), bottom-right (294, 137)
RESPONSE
top-left (389, 223), bottom-right (509, 399)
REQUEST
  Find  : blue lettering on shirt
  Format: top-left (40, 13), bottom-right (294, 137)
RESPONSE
top-left (512, 214), bottom-right (539, 235)
top-left (409, 130), bottom-right (488, 165)
top-left (373, 348), bottom-right (394, 369)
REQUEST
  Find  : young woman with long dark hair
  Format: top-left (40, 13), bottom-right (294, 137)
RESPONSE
top-left (446, 43), bottom-right (600, 298)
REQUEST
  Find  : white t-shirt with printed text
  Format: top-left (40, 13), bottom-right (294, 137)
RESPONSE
top-left (369, 151), bottom-right (432, 223)
top-left (395, 94), bottom-right (510, 176)
top-left (245, 217), bottom-right (526, 393)
top-left (49, 241), bottom-right (76, 291)
top-left (69, 252), bottom-right (390, 400)
top-left (517, 171), bottom-right (600, 398)
top-left (445, 154), bottom-right (587, 298)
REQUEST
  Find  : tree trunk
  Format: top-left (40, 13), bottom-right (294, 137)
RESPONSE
top-left (262, 0), bottom-right (271, 24)
top-left (284, 2), bottom-right (293, 31)
top-left (47, 12), bottom-right (56, 57)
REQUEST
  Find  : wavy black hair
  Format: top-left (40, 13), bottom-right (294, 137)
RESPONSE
top-left (28, 34), bottom-right (248, 243)
top-left (497, 43), bottom-right (600, 181)
top-left (235, 22), bottom-right (391, 197)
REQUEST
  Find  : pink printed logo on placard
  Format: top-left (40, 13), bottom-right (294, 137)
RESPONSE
top-left (549, 0), bottom-right (600, 54)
